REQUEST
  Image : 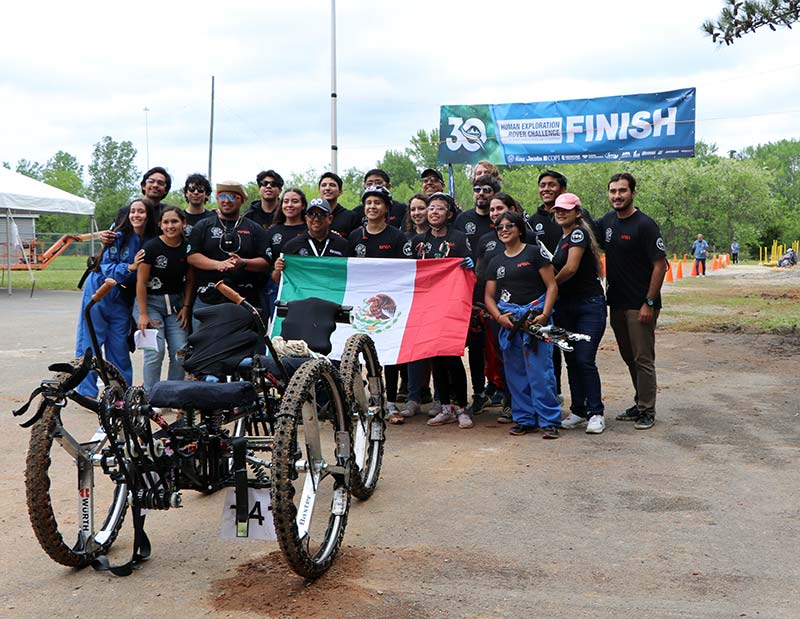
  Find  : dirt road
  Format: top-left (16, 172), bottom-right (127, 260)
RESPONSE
top-left (1, 266), bottom-right (798, 618)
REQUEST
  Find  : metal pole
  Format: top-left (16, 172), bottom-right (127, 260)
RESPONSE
top-left (6, 209), bottom-right (11, 295)
top-left (330, 0), bottom-right (338, 174)
top-left (143, 107), bottom-right (150, 169)
top-left (208, 76), bottom-right (215, 182)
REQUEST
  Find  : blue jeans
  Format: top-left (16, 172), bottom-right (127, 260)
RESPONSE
top-left (502, 335), bottom-right (561, 428)
top-left (554, 295), bottom-right (607, 417)
top-left (133, 294), bottom-right (189, 391)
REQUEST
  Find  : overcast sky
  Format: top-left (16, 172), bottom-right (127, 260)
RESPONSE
top-left (2, 0), bottom-right (799, 188)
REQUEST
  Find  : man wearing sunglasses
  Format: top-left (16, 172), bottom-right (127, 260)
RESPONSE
top-left (182, 173), bottom-right (214, 235)
top-left (245, 169), bottom-right (284, 229)
top-left (187, 181), bottom-right (269, 320)
top-left (453, 175), bottom-right (500, 417)
top-left (272, 198), bottom-right (347, 283)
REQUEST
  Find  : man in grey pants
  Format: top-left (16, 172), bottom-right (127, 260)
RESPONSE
top-left (596, 173), bottom-right (668, 430)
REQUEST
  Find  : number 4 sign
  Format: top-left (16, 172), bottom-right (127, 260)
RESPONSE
top-left (220, 488), bottom-right (277, 541)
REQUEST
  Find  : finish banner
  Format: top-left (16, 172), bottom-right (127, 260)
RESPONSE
top-left (438, 88), bottom-right (695, 165)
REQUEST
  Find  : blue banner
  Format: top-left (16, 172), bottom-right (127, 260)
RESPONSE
top-left (438, 88), bottom-right (696, 165)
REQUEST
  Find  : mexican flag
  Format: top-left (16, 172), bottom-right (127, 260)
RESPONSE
top-left (273, 255), bottom-right (476, 365)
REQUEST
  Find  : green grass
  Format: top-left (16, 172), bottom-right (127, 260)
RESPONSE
top-left (662, 274), bottom-right (800, 334)
top-left (5, 255), bottom-right (87, 291)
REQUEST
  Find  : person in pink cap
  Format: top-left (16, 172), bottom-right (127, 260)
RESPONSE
top-left (551, 193), bottom-right (608, 434)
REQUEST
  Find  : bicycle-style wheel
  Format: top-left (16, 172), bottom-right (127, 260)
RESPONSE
top-left (25, 360), bottom-right (129, 567)
top-left (339, 334), bottom-right (385, 500)
top-left (271, 359), bottom-right (351, 579)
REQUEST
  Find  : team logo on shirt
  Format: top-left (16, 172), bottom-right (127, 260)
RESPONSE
top-left (155, 255), bottom-right (168, 269)
top-left (500, 289), bottom-right (511, 302)
top-left (535, 223), bottom-right (543, 232)
top-left (185, 224), bottom-right (194, 235)
top-left (272, 233), bottom-right (282, 245)
top-left (108, 246), bottom-right (118, 256)
top-left (298, 248), bottom-right (310, 256)
top-left (570, 229), bottom-right (585, 243)
top-left (466, 238), bottom-right (472, 253)
top-left (355, 243), bottom-right (367, 257)
top-left (402, 242), bottom-right (412, 257)
top-left (605, 227), bottom-right (613, 243)
top-left (656, 237), bottom-right (665, 251)
top-left (210, 226), bottom-right (223, 239)
top-left (148, 277), bottom-right (163, 290)
top-left (486, 240), bottom-right (497, 251)
top-left (465, 222), bottom-right (476, 235)
top-left (353, 293), bottom-right (402, 334)
top-left (496, 265), bottom-right (506, 279)
top-left (186, 244), bottom-right (192, 254)
top-left (539, 246), bottom-right (550, 260)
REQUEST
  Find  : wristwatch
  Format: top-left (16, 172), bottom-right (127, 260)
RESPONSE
top-left (645, 298), bottom-right (655, 307)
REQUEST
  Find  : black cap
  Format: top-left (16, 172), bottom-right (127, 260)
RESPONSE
top-left (421, 168), bottom-right (444, 183)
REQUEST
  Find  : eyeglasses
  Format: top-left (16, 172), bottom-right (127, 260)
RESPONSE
top-left (145, 178), bottom-right (167, 187)
top-left (473, 186), bottom-right (493, 194)
top-left (218, 193), bottom-right (240, 202)
top-left (496, 223), bottom-right (516, 231)
top-left (427, 205), bottom-right (447, 212)
top-left (259, 180), bottom-right (281, 188)
top-left (306, 210), bottom-right (329, 219)
top-left (186, 185), bottom-right (206, 194)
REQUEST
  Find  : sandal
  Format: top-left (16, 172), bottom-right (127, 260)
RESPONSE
top-left (387, 412), bottom-right (405, 425)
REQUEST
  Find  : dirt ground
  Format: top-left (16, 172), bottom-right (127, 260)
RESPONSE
top-left (0, 265), bottom-right (798, 619)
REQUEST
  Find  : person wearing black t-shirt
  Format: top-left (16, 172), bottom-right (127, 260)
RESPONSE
top-left (550, 193), bottom-right (607, 435)
top-left (484, 212), bottom-right (560, 438)
top-left (475, 193), bottom-right (521, 422)
top-left (454, 175), bottom-right (499, 416)
top-left (244, 169), bottom-right (284, 231)
top-left (182, 173), bottom-right (214, 236)
top-left (597, 173), bottom-right (668, 430)
top-left (135, 207), bottom-right (194, 391)
top-left (347, 186), bottom-right (408, 424)
top-left (263, 188), bottom-right (308, 316)
top-left (187, 181), bottom-right (269, 330)
top-left (318, 172), bottom-right (357, 238)
top-left (351, 169), bottom-right (408, 230)
top-left (406, 192), bottom-right (474, 429)
top-left (272, 198), bottom-right (347, 284)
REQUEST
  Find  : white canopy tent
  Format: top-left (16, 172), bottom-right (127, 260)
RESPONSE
top-left (0, 167), bottom-right (96, 294)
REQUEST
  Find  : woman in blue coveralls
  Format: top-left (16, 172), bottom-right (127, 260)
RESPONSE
top-left (483, 211), bottom-right (561, 438)
top-left (75, 198), bottom-right (158, 397)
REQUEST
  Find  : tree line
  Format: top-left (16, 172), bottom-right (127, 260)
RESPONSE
top-left (5, 132), bottom-right (799, 259)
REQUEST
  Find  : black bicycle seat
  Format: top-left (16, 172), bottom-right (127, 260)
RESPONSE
top-left (148, 380), bottom-right (258, 410)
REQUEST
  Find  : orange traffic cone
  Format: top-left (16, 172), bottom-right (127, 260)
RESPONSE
top-left (724, 253), bottom-right (730, 267)
top-left (665, 262), bottom-right (674, 283)
top-left (676, 261), bottom-right (684, 279)
top-left (690, 260), bottom-right (697, 277)
top-left (712, 256), bottom-right (720, 270)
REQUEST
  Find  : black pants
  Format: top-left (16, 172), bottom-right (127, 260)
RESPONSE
top-left (432, 356), bottom-right (467, 407)
top-left (466, 324), bottom-right (486, 396)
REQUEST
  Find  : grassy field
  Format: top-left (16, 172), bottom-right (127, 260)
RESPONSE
top-left (4, 255), bottom-right (87, 291)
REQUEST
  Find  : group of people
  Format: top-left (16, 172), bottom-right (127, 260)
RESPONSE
top-left (73, 161), bottom-right (669, 438)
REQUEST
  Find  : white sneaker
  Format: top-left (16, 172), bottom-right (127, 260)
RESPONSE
top-left (586, 414), bottom-right (606, 434)
top-left (428, 400), bottom-right (442, 418)
top-left (387, 402), bottom-right (400, 415)
top-left (427, 404), bottom-right (457, 426)
top-left (400, 400), bottom-right (421, 417)
top-left (457, 411), bottom-right (473, 429)
top-left (561, 413), bottom-right (587, 429)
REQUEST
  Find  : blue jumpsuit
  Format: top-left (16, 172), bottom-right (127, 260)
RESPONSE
top-left (75, 233), bottom-right (144, 397)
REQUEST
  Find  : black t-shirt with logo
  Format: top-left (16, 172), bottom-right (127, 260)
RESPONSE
top-left (454, 208), bottom-right (493, 255)
top-left (282, 232), bottom-right (348, 257)
top-left (551, 226), bottom-right (604, 300)
top-left (187, 215), bottom-right (270, 304)
top-left (244, 200), bottom-right (277, 230)
top-left (525, 205), bottom-right (562, 253)
top-left (474, 230), bottom-right (505, 303)
top-left (486, 244), bottom-right (551, 305)
top-left (597, 209), bottom-right (666, 310)
top-left (405, 228), bottom-right (471, 260)
top-left (184, 209), bottom-right (214, 237)
top-left (142, 237), bottom-right (188, 295)
top-left (265, 223), bottom-right (307, 262)
top-left (330, 204), bottom-right (358, 239)
top-left (347, 225), bottom-right (407, 258)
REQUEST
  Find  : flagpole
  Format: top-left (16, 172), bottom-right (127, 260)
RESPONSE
top-left (330, 0), bottom-right (338, 174)
top-left (208, 75), bottom-right (215, 182)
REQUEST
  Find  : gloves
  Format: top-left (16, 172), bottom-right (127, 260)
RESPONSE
top-left (461, 256), bottom-right (474, 270)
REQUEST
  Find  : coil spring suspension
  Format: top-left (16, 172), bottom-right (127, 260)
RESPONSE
top-left (133, 487), bottom-right (181, 510)
top-left (247, 452), bottom-right (269, 484)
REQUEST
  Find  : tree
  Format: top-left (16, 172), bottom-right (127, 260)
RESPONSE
top-left (14, 159), bottom-right (44, 180)
top-left (406, 128), bottom-right (440, 172)
top-left (36, 151), bottom-right (87, 233)
top-left (87, 137), bottom-right (139, 228)
top-left (738, 139), bottom-right (800, 210)
top-left (703, 0), bottom-right (800, 45)
top-left (376, 150), bottom-right (419, 188)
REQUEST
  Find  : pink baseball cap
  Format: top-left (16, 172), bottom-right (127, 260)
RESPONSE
top-left (553, 193), bottom-right (582, 210)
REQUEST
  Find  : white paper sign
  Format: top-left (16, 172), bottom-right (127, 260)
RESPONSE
top-left (134, 329), bottom-right (159, 352)
top-left (220, 487), bottom-right (277, 541)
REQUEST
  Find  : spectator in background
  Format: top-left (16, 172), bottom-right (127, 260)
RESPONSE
top-left (245, 169), bottom-right (284, 230)
top-left (318, 172), bottom-right (357, 238)
top-left (777, 247), bottom-right (797, 267)
top-left (472, 160), bottom-right (502, 186)
top-left (420, 168), bottom-right (445, 197)
top-left (730, 239), bottom-right (740, 264)
top-left (692, 233), bottom-right (709, 277)
top-left (597, 173), bottom-right (668, 430)
top-left (181, 173), bottom-right (214, 235)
